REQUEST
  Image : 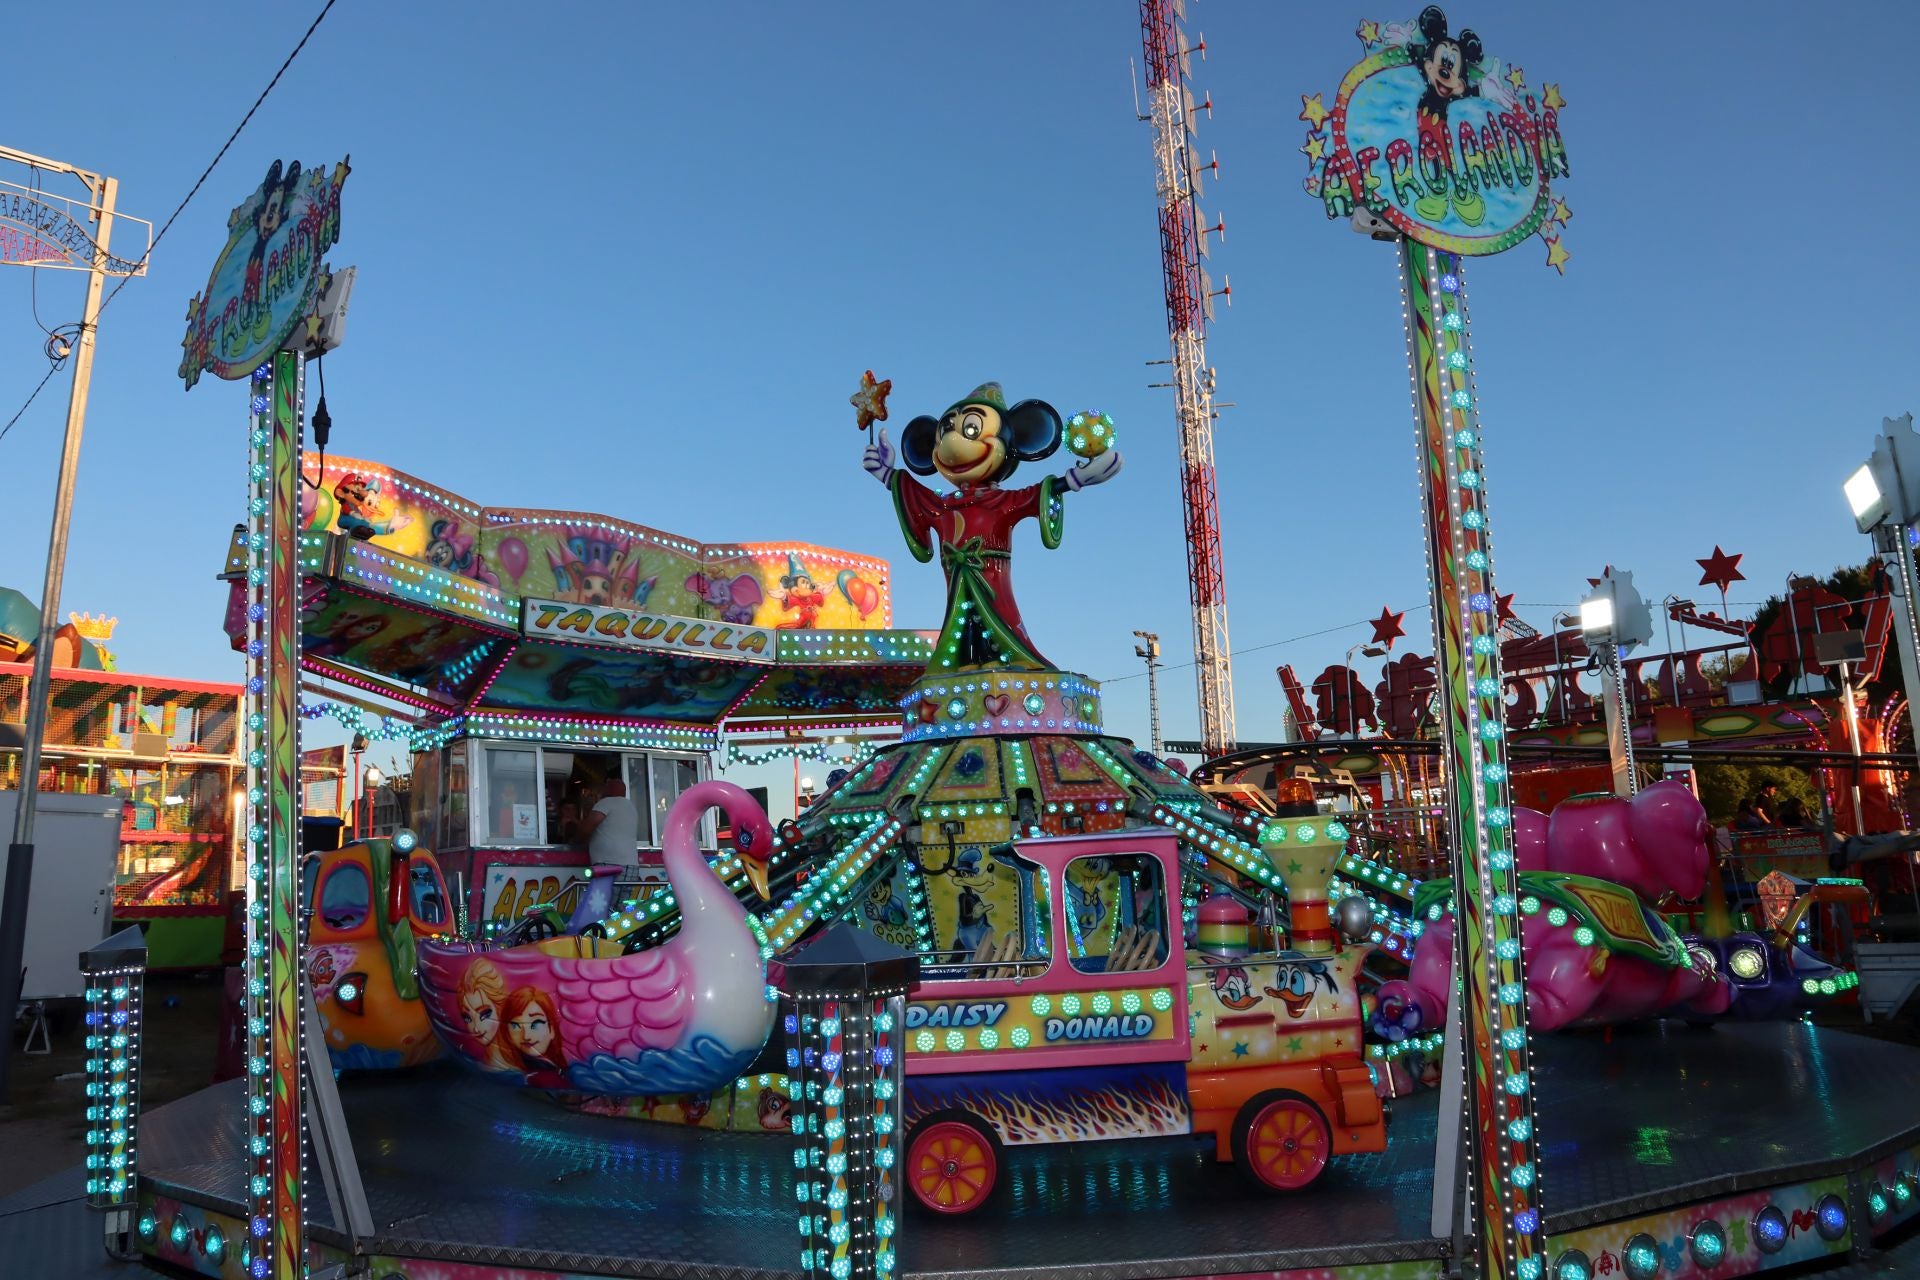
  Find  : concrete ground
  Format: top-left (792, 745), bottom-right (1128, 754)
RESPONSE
top-left (0, 972), bottom-right (229, 1200)
top-left (1, 984), bottom-right (1919, 1278)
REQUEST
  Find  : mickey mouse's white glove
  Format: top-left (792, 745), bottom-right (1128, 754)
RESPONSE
top-left (1061, 449), bottom-right (1123, 491)
top-left (862, 428), bottom-right (896, 485)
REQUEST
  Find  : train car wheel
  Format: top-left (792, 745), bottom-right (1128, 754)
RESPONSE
top-left (1233, 1091), bottom-right (1331, 1192)
top-left (906, 1115), bottom-right (999, 1215)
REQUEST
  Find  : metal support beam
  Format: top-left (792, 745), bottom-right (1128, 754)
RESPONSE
top-left (0, 167), bottom-right (117, 1102)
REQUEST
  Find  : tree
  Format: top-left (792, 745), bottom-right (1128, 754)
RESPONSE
top-left (1749, 560), bottom-right (1900, 702)
top-left (1694, 761), bottom-right (1822, 826)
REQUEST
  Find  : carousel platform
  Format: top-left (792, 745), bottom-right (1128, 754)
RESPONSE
top-left (97, 1022), bottom-right (1920, 1279)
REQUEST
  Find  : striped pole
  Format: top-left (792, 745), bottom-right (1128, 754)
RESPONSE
top-left (240, 351), bottom-right (306, 1279)
top-left (1402, 241), bottom-right (1545, 1280)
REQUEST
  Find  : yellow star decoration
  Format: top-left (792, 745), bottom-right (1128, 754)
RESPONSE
top-left (1506, 65), bottom-right (1526, 91)
top-left (1357, 19), bottom-right (1381, 44)
top-left (1301, 134), bottom-right (1327, 162)
top-left (1545, 238), bottom-right (1571, 274)
top-left (1299, 93), bottom-right (1331, 130)
top-left (1543, 83), bottom-right (1566, 111)
top-left (1551, 198), bottom-right (1572, 226)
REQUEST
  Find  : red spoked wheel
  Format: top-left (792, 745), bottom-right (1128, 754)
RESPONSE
top-left (907, 1117), bottom-right (999, 1215)
top-left (1234, 1093), bottom-right (1331, 1192)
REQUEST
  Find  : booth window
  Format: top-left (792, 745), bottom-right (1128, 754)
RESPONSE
top-left (484, 747), bottom-right (541, 843)
top-left (470, 741), bottom-right (706, 849)
top-left (621, 755), bottom-right (654, 846)
top-left (1064, 853), bottom-right (1168, 975)
top-left (649, 756), bottom-right (699, 839)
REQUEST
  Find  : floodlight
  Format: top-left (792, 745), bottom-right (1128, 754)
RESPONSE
top-left (1579, 596), bottom-right (1614, 636)
top-left (1845, 464), bottom-right (1883, 527)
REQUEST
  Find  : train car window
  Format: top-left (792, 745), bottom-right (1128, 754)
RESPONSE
top-left (1065, 853), bottom-right (1168, 975)
top-left (408, 858), bottom-right (448, 926)
top-left (919, 843), bottom-right (1051, 981)
top-left (317, 862), bottom-right (371, 933)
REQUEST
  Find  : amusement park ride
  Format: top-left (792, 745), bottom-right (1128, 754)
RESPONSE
top-left (35, 7), bottom-right (1920, 1280)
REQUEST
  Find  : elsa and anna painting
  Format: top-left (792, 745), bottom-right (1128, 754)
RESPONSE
top-left (454, 959), bottom-right (569, 1089)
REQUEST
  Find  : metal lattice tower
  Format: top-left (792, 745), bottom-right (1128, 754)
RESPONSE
top-left (1138, 0), bottom-right (1236, 758)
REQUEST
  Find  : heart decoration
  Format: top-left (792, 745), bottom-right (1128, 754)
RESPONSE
top-left (983, 694), bottom-right (1009, 717)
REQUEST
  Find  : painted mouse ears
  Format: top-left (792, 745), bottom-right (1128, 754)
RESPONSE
top-left (899, 394), bottom-right (1064, 480)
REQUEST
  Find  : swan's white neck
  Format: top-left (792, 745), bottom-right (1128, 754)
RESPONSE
top-left (661, 786), bottom-right (751, 949)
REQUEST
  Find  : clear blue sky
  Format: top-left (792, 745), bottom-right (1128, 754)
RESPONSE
top-left (2, 3), bottom-right (1914, 808)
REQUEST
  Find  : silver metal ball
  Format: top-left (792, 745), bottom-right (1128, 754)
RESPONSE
top-left (1335, 895), bottom-right (1374, 942)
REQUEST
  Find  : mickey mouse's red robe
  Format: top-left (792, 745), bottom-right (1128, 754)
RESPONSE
top-left (889, 472), bottom-right (1066, 670)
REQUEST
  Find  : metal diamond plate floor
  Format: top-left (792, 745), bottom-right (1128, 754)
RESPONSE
top-left (119, 1022), bottom-right (1920, 1280)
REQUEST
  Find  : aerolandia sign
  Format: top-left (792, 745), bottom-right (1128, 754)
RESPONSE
top-left (179, 157), bottom-right (349, 388)
top-left (1299, 7), bottom-right (1570, 261)
top-left (522, 599), bottom-right (776, 664)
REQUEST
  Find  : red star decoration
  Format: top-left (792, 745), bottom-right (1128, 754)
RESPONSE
top-left (1696, 545), bottom-right (1746, 594)
top-left (850, 369), bottom-right (892, 430)
top-left (1370, 606), bottom-right (1407, 648)
top-left (915, 697), bottom-right (941, 724)
top-left (1496, 593), bottom-right (1518, 623)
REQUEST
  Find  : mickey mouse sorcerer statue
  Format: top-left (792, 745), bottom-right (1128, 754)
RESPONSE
top-left (863, 383), bottom-right (1122, 672)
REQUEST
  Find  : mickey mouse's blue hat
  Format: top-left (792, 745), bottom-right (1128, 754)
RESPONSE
top-left (945, 382), bottom-right (1008, 417)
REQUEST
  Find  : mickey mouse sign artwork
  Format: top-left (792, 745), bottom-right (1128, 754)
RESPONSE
top-left (1301, 7), bottom-right (1570, 267)
top-left (178, 156), bottom-right (350, 387)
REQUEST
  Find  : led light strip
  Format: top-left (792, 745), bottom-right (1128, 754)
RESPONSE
top-left (240, 354), bottom-right (306, 1280)
top-left (766, 817), bottom-right (904, 950)
top-left (1404, 243), bottom-right (1541, 1279)
top-left (81, 964), bottom-right (143, 1206)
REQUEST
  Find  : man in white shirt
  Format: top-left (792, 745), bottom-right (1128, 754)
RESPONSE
top-left (580, 776), bottom-right (642, 867)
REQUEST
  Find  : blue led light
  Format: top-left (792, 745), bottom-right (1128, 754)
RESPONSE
top-left (1515, 1208), bottom-right (1539, 1233)
top-left (1552, 1249), bottom-right (1589, 1280)
top-left (1816, 1193), bottom-right (1849, 1240)
top-left (1751, 1205), bottom-right (1788, 1253)
top-left (1621, 1234), bottom-right (1659, 1280)
top-left (1689, 1220), bottom-right (1727, 1267)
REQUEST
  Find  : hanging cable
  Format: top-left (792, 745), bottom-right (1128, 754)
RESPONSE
top-left (0, 0), bottom-right (341, 446)
top-left (303, 354), bottom-right (330, 490)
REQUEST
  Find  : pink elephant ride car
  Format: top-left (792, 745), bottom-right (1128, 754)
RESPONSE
top-left (1372, 783), bottom-right (1730, 1038)
top-left (1513, 781), bottom-right (1710, 902)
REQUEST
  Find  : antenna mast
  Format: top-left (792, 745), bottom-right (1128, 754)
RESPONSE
top-left (1138, 0), bottom-right (1236, 758)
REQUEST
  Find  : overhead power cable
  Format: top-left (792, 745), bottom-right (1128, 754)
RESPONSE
top-left (0, 0), bottom-right (340, 444)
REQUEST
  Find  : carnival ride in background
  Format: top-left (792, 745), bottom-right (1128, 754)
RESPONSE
top-left (291, 378), bottom-right (1882, 1224)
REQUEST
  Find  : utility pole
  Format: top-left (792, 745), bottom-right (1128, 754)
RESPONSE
top-left (1133, 630), bottom-right (1163, 755)
top-left (0, 147), bottom-right (144, 1101)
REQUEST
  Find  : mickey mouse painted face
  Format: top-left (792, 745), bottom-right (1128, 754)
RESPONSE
top-left (1414, 5), bottom-right (1482, 110)
top-left (900, 383), bottom-right (1062, 490)
top-left (936, 403), bottom-right (1006, 486)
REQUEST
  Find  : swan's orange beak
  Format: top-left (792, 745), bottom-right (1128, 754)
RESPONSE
top-left (745, 855), bottom-right (771, 902)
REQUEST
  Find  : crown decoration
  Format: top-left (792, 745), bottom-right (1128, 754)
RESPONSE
top-left (68, 612), bottom-right (119, 641)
